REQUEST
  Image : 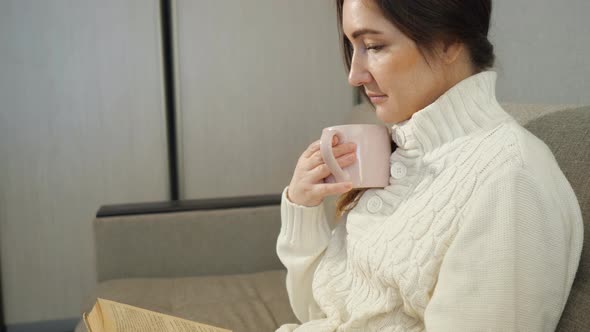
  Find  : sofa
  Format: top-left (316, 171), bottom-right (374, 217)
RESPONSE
top-left (75, 104), bottom-right (589, 332)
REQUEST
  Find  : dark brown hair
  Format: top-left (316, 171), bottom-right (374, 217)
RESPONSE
top-left (334, 0), bottom-right (495, 221)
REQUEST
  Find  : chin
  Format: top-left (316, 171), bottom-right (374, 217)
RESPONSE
top-left (374, 103), bottom-right (398, 124)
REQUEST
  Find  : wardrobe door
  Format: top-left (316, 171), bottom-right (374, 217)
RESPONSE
top-left (174, 0), bottom-right (355, 199)
top-left (0, 0), bottom-right (168, 326)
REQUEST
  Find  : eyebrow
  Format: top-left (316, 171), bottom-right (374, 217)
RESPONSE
top-left (350, 28), bottom-right (383, 40)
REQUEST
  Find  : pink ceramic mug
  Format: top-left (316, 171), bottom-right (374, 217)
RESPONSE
top-left (320, 124), bottom-right (391, 189)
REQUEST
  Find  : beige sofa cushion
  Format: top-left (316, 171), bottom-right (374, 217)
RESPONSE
top-left (75, 270), bottom-right (297, 332)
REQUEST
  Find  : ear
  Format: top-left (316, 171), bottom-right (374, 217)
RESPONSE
top-left (439, 39), bottom-right (464, 65)
top-left (432, 37), bottom-right (464, 65)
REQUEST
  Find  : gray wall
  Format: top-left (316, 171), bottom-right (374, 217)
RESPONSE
top-left (0, 0), bottom-right (168, 328)
top-left (490, 0), bottom-right (590, 105)
top-left (174, 0), bottom-right (353, 199)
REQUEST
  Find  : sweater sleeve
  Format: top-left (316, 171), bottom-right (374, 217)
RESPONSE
top-left (424, 168), bottom-right (583, 331)
top-left (276, 186), bottom-right (332, 323)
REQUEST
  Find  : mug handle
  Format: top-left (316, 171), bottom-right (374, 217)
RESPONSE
top-left (320, 129), bottom-right (350, 182)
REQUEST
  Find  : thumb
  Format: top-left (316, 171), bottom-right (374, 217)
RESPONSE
top-left (341, 182), bottom-right (353, 192)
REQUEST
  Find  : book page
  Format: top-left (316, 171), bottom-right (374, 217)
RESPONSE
top-left (83, 301), bottom-right (105, 332)
top-left (97, 298), bottom-right (232, 332)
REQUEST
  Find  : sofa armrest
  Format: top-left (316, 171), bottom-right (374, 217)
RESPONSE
top-left (94, 195), bottom-right (284, 282)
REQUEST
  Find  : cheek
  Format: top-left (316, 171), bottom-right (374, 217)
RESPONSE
top-left (373, 46), bottom-right (422, 93)
top-left (392, 47), bottom-right (422, 72)
top-left (373, 46), bottom-right (435, 122)
top-left (378, 48), bottom-right (422, 110)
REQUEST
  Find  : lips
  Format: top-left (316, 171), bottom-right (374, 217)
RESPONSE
top-left (367, 93), bottom-right (387, 104)
top-left (366, 91), bottom-right (385, 97)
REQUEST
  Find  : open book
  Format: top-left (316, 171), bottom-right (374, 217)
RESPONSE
top-left (83, 298), bottom-right (232, 332)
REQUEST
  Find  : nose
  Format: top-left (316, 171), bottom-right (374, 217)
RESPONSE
top-left (348, 51), bottom-right (372, 87)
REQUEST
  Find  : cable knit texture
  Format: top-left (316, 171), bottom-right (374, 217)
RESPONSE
top-left (276, 71), bottom-right (584, 331)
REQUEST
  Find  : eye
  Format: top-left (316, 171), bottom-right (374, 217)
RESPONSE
top-left (366, 44), bottom-right (384, 52)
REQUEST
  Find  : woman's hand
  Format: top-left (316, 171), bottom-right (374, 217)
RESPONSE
top-left (287, 136), bottom-right (357, 207)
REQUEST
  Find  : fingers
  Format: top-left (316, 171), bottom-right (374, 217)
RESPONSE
top-left (306, 142), bottom-right (357, 171)
top-left (313, 182), bottom-right (353, 197)
top-left (302, 136), bottom-right (339, 159)
top-left (310, 151), bottom-right (356, 181)
top-left (291, 136), bottom-right (356, 206)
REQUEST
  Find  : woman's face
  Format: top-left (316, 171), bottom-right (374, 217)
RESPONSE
top-left (342, 0), bottom-right (456, 124)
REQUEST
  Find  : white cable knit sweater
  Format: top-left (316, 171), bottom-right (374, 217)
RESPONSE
top-left (276, 71), bottom-right (584, 332)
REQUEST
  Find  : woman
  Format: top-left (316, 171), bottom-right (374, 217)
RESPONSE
top-left (277, 0), bottom-right (583, 331)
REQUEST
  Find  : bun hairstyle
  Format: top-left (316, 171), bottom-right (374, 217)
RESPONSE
top-left (333, 0), bottom-right (495, 221)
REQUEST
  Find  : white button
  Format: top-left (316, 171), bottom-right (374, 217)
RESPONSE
top-left (390, 162), bottom-right (407, 179)
top-left (367, 196), bottom-right (383, 213)
top-left (431, 161), bottom-right (444, 176)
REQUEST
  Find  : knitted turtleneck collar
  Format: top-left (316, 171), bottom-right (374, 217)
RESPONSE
top-left (390, 70), bottom-right (510, 153)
